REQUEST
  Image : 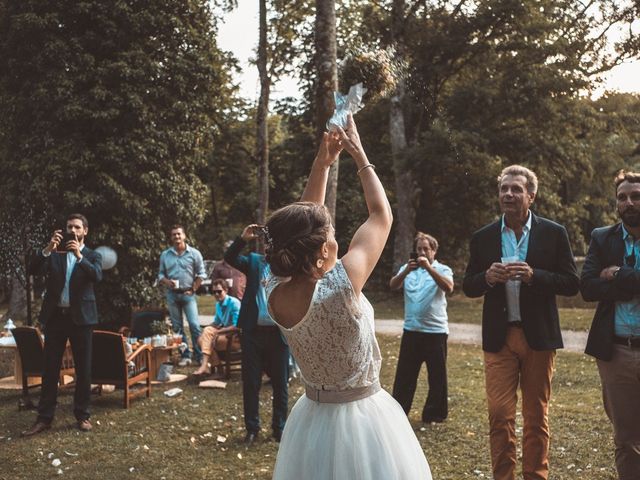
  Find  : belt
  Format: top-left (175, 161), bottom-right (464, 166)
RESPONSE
top-left (254, 325), bottom-right (279, 332)
top-left (613, 335), bottom-right (640, 348)
top-left (304, 381), bottom-right (381, 404)
top-left (508, 321), bottom-right (523, 328)
top-left (56, 306), bottom-right (71, 316)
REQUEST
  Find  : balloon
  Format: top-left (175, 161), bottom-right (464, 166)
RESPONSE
top-left (95, 246), bottom-right (117, 270)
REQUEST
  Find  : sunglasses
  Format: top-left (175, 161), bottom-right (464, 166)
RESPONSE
top-left (212, 290), bottom-right (223, 294)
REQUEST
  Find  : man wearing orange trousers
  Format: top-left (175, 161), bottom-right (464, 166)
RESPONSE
top-left (463, 165), bottom-right (579, 480)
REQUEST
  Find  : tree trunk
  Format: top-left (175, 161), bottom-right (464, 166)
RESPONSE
top-left (315, 0), bottom-right (338, 220)
top-left (6, 274), bottom-right (27, 322)
top-left (256, 0), bottom-right (270, 231)
top-left (390, 81), bottom-right (417, 272)
top-left (389, 0), bottom-right (417, 272)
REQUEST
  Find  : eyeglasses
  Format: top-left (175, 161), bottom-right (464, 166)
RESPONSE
top-left (212, 290), bottom-right (223, 294)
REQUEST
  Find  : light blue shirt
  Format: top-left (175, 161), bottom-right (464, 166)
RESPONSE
top-left (59, 246), bottom-right (85, 307)
top-left (256, 259), bottom-right (276, 326)
top-left (401, 260), bottom-right (453, 334)
top-left (214, 295), bottom-right (241, 328)
top-left (614, 225), bottom-right (640, 337)
top-left (158, 245), bottom-right (206, 289)
top-left (501, 212), bottom-right (532, 323)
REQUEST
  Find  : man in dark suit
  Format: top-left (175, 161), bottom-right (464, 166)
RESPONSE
top-left (581, 170), bottom-right (640, 479)
top-left (463, 165), bottom-right (579, 480)
top-left (22, 213), bottom-right (102, 436)
top-left (225, 224), bottom-right (289, 446)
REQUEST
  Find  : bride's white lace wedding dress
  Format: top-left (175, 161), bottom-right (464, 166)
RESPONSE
top-left (266, 260), bottom-right (432, 480)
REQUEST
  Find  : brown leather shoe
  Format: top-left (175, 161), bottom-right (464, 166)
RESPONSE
top-left (77, 419), bottom-right (92, 432)
top-left (21, 421), bottom-right (51, 437)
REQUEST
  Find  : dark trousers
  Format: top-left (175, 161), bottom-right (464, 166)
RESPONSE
top-left (392, 330), bottom-right (448, 422)
top-left (241, 326), bottom-right (289, 434)
top-left (38, 309), bottom-right (93, 423)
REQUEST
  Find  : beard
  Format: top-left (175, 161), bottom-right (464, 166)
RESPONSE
top-left (620, 207), bottom-right (640, 228)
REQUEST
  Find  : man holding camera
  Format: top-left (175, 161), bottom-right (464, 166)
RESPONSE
top-left (22, 213), bottom-right (102, 436)
top-left (158, 224), bottom-right (206, 367)
top-left (390, 232), bottom-right (454, 424)
top-left (225, 224), bottom-right (289, 446)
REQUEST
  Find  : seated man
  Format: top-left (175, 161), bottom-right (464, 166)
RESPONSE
top-left (193, 279), bottom-right (241, 376)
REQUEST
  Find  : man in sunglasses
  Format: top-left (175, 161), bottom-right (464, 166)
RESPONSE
top-left (192, 279), bottom-right (241, 377)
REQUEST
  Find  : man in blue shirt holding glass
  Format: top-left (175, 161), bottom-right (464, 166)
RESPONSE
top-left (581, 170), bottom-right (640, 479)
top-left (158, 224), bottom-right (206, 366)
top-left (391, 232), bottom-right (454, 424)
top-left (193, 279), bottom-right (241, 377)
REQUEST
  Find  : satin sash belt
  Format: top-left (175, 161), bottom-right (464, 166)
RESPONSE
top-left (304, 381), bottom-right (381, 404)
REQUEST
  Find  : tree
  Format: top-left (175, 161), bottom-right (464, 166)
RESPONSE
top-left (250, 0), bottom-right (312, 230)
top-left (315, 0), bottom-right (338, 220)
top-left (0, 0), bottom-right (236, 323)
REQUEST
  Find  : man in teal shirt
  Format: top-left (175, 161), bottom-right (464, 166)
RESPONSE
top-left (390, 232), bottom-right (454, 423)
top-left (193, 279), bottom-right (241, 377)
top-left (581, 170), bottom-right (640, 479)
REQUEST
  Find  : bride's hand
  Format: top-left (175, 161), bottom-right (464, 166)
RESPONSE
top-left (336, 114), bottom-right (366, 163)
top-left (315, 131), bottom-right (343, 168)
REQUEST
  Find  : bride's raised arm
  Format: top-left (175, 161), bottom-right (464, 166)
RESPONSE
top-left (339, 114), bottom-right (393, 295)
top-left (300, 131), bottom-right (343, 205)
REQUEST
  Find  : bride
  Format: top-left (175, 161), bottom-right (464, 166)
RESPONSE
top-left (264, 114), bottom-right (432, 479)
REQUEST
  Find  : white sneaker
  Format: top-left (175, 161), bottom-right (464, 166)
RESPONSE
top-left (178, 358), bottom-right (192, 367)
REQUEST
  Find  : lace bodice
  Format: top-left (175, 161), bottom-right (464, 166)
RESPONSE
top-left (266, 260), bottom-right (381, 391)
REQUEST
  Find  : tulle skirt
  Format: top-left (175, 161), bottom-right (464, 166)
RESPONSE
top-left (272, 388), bottom-right (432, 480)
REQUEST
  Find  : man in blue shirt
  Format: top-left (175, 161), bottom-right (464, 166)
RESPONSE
top-left (225, 224), bottom-right (289, 447)
top-left (158, 224), bottom-right (206, 366)
top-left (581, 170), bottom-right (640, 479)
top-left (391, 232), bottom-right (454, 423)
top-left (193, 279), bottom-right (241, 377)
top-left (463, 165), bottom-right (579, 480)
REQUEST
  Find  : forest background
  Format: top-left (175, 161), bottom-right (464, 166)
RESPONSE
top-left (0, 0), bottom-right (639, 325)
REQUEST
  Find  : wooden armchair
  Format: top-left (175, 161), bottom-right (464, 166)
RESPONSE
top-left (91, 330), bottom-right (151, 409)
top-left (12, 326), bottom-right (75, 410)
top-left (215, 329), bottom-right (242, 379)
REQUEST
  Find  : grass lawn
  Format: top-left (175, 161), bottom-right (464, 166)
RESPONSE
top-left (0, 335), bottom-right (616, 480)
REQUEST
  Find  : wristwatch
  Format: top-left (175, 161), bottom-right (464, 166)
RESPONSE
top-left (613, 267), bottom-right (621, 278)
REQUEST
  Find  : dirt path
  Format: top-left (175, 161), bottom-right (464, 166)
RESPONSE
top-left (375, 319), bottom-right (588, 353)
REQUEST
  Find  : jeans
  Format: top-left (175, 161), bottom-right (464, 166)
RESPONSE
top-left (166, 290), bottom-right (202, 362)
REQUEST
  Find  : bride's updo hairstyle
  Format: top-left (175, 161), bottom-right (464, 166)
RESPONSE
top-left (265, 202), bottom-right (332, 277)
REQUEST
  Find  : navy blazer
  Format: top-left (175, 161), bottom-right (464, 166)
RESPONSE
top-left (463, 212), bottom-right (579, 352)
top-left (581, 223), bottom-right (637, 360)
top-left (28, 247), bottom-right (103, 327)
top-left (224, 237), bottom-right (268, 333)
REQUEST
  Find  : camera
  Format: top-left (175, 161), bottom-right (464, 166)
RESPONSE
top-left (57, 231), bottom-right (77, 253)
top-left (409, 251), bottom-right (418, 262)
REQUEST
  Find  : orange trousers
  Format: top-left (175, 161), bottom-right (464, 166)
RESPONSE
top-left (484, 326), bottom-right (555, 480)
top-left (198, 326), bottom-right (240, 367)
